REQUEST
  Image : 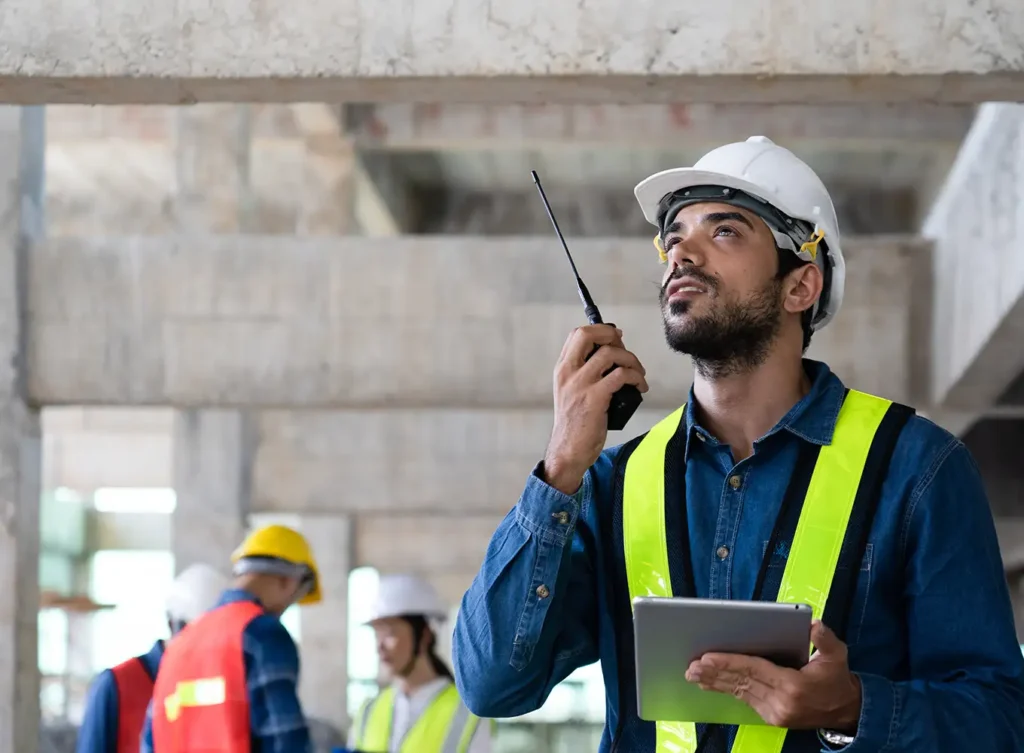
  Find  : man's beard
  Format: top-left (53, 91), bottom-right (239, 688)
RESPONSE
top-left (660, 272), bottom-right (783, 379)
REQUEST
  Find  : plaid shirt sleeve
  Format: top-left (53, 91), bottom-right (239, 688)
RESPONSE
top-left (243, 614), bottom-right (313, 753)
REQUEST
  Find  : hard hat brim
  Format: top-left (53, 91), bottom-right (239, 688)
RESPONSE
top-left (634, 168), bottom-right (803, 230)
top-left (364, 608), bottom-right (448, 626)
top-left (298, 579), bottom-right (322, 605)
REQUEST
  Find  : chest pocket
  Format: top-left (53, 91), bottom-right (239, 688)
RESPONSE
top-left (762, 539), bottom-right (873, 646)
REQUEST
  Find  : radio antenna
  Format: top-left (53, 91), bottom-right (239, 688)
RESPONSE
top-left (531, 170), bottom-right (603, 325)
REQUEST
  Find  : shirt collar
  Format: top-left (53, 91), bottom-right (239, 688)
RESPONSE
top-left (683, 359), bottom-right (847, 459)
top-left (216, 587), bottom-right (263, 609)
top-left (140, 639), bottom-right (166, 680)
top-left (394, 676), bottom-right (450, 704)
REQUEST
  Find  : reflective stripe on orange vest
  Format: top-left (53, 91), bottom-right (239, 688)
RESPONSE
top-left (110, 656), bottom-right (154, 753)
top-left (152, 600), bottom-right (263, 753)
top-left (623, 389), bottom-right (903, 753)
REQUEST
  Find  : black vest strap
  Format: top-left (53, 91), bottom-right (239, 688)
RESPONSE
top-left (821, 401), bottom-right (915, 640)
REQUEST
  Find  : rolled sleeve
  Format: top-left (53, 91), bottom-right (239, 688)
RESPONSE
top-left (838, 672), bottom-right (898, 752)
top-left (515, 463), bottom-right (590, 546)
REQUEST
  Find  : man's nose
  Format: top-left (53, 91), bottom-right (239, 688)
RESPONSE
top-left (667, 237), bottom-right (705, 269)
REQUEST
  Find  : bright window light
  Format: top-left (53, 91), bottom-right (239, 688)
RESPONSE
top-left (93, 487), bottom-right (177, 514)
top-left (89, 550), bottom-right (176, 671)
top-left (53, 487), bottom-right (84, 504)
top-left (347, 566), bottom-right (381, 716)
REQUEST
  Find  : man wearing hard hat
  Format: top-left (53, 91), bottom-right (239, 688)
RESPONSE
top-left (348, 574), bottom-right (491, 753)
top-left (454, 136), bottom-right (1024, 752)
top-left (76, 563), bottom-right (229, 753)
top-left (139, 524), bottom-right (322, 753)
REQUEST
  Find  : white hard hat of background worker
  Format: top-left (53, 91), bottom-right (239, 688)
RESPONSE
top-left (365, 574), bottom-right (452, 680)
top-left (165, 563), bottom-right (231, 634)
top-left (634, 135), bottom-right (844, 333)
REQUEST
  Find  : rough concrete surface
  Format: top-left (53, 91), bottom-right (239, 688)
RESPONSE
top-left (924, 102), bottom-right (1024, 410)
top-left (0, 107), bottom-right (43, 753)
top-left (171, 409), bottom-right (252, 575)
top-left (343, 103), bottom-right (976, 150)
top-left (1, 1), bottom-right (1023, 103)
top-left (25, 235), bottom-right (925, 409)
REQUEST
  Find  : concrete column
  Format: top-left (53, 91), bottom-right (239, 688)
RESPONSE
top-left (171, 410), bottom-right (254, 575)
top-left (0, 106), bottom-right (44, 753)
top-left (296, 513), bottom-right (352, 735)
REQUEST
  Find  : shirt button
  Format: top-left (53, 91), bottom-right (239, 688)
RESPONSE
top-left (716, 546), bottom-right (730, 560)
top-left (536, 584), bottom-right (550, 599)
top-left (728, 475), bottom-right (742, 490)
top-left (552, 511), bottom-right (570, 525)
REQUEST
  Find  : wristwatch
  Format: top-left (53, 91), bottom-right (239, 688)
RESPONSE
top-left (820, 729), bottom-right (856, 746)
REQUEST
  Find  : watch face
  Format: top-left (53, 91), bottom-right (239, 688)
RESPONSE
top-left (822, 730), bottom-right (855, 745)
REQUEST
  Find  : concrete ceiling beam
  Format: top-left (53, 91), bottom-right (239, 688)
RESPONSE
top-left (2, 1), bottom-right (1022, 104)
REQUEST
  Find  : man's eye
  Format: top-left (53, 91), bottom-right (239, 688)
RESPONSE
top-left (714, 226), bottom-right (737, 237)
top-left (664, 237), bottom-right (680, 250)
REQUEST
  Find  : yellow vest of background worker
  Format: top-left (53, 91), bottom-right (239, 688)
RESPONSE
top-left (353, 683), bottom-right (483, 753)
top-left (623, 389), bottom-right (913, 753)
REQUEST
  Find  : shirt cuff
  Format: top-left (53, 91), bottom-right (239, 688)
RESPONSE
top-left (515, 462), bottom-right (590, 544)
top-left (836, 672), bottom-right (898, 752)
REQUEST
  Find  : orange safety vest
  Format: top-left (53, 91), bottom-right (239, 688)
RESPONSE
top-left (110, 656), bottom-right (154, 753)
top-left (152, 601), bottom-right (263, 753)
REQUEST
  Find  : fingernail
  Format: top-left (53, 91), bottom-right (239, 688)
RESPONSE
top-left (615, 328), bottom-right (623, 336)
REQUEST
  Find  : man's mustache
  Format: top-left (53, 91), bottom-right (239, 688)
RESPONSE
top-left (660, 266), bottom-right (718, 299)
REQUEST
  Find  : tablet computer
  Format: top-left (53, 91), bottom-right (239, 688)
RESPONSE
top-left (633, 596), bottom-right (812, 726)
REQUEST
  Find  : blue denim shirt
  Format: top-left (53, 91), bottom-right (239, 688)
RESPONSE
top-left (453, 360), bottom-right (1024, 752)
top-left (140, 589), bottom-right (312, 753)
top-left (76, 639), bottom-right (164, 753)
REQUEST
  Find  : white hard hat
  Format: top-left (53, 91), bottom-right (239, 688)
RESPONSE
top-left (634, 135), bottom-right (845, 331)
top-left (165, 563), bottom-right (230, 624)
top-left (366, 574), bottom-right (448, 625)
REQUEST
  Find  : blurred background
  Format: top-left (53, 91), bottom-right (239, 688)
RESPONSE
top-left (6, 97), bottom-right (1024, 752)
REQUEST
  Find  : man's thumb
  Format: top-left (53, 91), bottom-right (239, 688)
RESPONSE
top-left (810, 620), bottom-right (843, 656)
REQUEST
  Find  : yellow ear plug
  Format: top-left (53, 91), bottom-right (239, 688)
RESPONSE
top-left (653, 235), bottom-right (667, 264)
top-left (799, 226), bottom-right (825, 261)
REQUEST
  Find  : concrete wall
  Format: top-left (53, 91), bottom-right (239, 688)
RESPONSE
top-left (45, 104), bottom-right (354, 237)
top-left (26, 235), bottom-right (926, 408)
top-left (924, 103), bottom-right (1024, 410)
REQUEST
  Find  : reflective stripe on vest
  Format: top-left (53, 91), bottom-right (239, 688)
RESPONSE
top-left (354, 683), bottom-right (481, 753)
top-left (623, 389), bottom-right (903, 753)
top-left (151, 600), bottom-right (263, 753)
top-left (110, 656), bottom-right (155, 753)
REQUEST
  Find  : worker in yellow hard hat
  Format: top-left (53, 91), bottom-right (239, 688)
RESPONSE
top-left (139, 524), bottom-right (321, 753)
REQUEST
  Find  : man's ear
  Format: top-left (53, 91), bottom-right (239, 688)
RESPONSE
top-left (783, 263), bottom-right (823, 316)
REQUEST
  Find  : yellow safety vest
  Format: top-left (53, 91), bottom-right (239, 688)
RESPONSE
top-left (622, 388), bottom-right (911, 753)
top-left (353, 683), bottom-right (482, 753)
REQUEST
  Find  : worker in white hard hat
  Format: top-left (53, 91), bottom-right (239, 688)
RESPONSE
top-left (348, 574), bottom-right (492, 753)
top-left (453, 136), bottom-right (1024, 752)
top-left (76, 563), bottom-right (230, 753)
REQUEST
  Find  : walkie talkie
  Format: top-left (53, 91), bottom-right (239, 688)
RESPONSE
top-left (531, 170), bottom-right (644, 431)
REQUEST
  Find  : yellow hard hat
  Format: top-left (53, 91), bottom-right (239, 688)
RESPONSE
top-left (231, 524), bottom-right (321, 605)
